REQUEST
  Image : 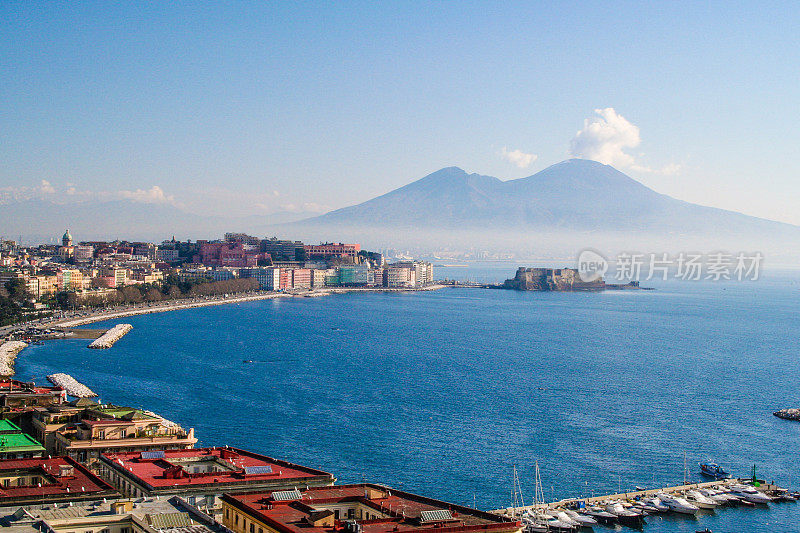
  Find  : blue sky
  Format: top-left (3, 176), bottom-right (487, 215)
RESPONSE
top-left (2, 2), bottom-right (799, 224)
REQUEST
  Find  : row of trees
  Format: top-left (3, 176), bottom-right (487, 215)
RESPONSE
top-left (52, 276), bottom-right (260, 310)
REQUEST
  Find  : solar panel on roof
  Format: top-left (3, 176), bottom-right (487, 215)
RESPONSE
top-left (141, 451), bottom-right (166, 459)
top-left (419, 510), bottom-right (454, 523)
top-left (243, 465), bottom-right (273, 475)
top-left (271, 489), bottom-right (302, 501)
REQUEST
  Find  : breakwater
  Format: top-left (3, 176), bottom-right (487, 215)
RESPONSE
top-left (47, 373), bottom-right (97, 397)
top-left (0, 340), bottom-right (28, 376)
top-left (88, 324), bottom-right (133, 349)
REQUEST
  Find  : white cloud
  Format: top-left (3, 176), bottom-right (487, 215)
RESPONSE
top-left (570, 107), bottom-right (680, 175)
top-left (500, 147), bottom-right (538, 168)
top-left (37, 180), bottom-right (55, 194)
top-left (116, 185), bottom-right (175, 205)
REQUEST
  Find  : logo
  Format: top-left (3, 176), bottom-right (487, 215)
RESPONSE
top-left (577, 249), bottom-right (608, 282)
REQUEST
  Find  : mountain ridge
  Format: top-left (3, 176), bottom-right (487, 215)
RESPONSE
top-left (301, 159), bottom-right (797, 235)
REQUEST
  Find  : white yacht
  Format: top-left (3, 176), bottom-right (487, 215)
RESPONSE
top-left (564, 509), bottom-right (598, 526)
top-left (731, 484), bottom-right (772, 504)
top-left (657, 493), bottom-right (699, 515)
top-left (686, 489), bottom-right (720, 509)
top-left (642, 496), bottom-right (670, 512)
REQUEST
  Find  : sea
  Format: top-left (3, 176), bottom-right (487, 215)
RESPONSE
top-left (14, 263), bottom-right (800, 532)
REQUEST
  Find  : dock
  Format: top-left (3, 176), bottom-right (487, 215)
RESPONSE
top-left (491, 476), bottom-right (795, 531)
top-left (493, 479), bottom-right (739, 515)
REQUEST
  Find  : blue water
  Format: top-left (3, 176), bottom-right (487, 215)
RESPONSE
top-left (14, 267), bottom-right (800, 532)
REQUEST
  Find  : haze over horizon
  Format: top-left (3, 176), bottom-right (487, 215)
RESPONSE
top-left (3, 2), bottom-right (800, 231)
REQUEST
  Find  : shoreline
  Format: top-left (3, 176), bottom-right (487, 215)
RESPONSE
top-left (45, 284), bottom-right (448, 328)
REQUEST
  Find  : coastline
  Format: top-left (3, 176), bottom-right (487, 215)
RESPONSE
top-left (47, 284), bottom-right (448, 328)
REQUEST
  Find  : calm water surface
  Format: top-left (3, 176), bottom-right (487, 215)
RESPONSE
top-left (15, 267), bottom-right (800, 532)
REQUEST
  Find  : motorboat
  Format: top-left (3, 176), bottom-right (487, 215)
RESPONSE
top-left (564, 509), bottom-right (598, 526)
top-left (584, 506), bottom-right (617, 525)
top-left (642, 496), bottom-right (670, 512)
top-left (657, 493), bottom-right (699, 515)
top-left (731, 484), bottom-right (772, 504)
top-left (771, 488), bottom-right (799, 502)
top-left (604, 502), bottom-right (645, 526)
top-left (699, 488), bottom-right (735, 505)
top-left (699, 463), bottom-right (730, 479)
top-left (686, 490), bottom-right (720, 509)
top-left (553, 511), bottom-right (581, 528)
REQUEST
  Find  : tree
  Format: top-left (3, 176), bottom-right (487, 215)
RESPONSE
top-left (145, 288), bottom-right (163, 302)
top-left (4, 278), bottom-right (29, 303)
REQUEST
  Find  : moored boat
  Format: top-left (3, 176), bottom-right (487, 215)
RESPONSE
top-left (657, 493), bottom-right (699, 515)
top-left (699, 462), bottom-right (730, 479)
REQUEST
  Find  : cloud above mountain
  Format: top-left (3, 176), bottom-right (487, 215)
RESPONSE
top-left (569, 108), bottom-right (680, 175)
top-left (500, 147), bottom-right (537, 168)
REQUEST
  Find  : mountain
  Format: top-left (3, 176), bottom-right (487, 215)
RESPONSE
top-left (301, 159), bottom-right (798, 237)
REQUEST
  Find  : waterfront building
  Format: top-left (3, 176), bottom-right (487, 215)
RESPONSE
top-left (372, 268), bottom-right (384, 287)
top-left (385, 267), bottom-right (415, 288)
top-left (337, 264), bottom-right (370, 286)
top-left (311, 269), bottom-right (328, 288)
top-left (240, 267), bottom-right (280, 290)
top-left (393, 261), bottom-right (434, 286)
top-left (221, 484), bottom-right (522, 533)
top-left (32, 403), bottom-right (197, 467)
top-left (291, 268), bottom-right (312, 289)
top-left (3, 494), bottom-right (228, 533)
top-left (0, 456), bottom-right (118, 510)
top-left (0, 419), bottom-right (46, 459)
top-left (304, 243), bottom-right (361, 260)
top-left (97, 447), bottom-right (335, 519)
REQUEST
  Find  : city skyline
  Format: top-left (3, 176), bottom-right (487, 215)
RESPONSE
top-left (2, 2), bottom-right (800, 226)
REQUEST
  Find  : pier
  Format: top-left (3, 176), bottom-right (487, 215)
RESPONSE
top-left (47, 373), bottom-right (97, 397)
top-left (88, 323), bottom-right (133, 349)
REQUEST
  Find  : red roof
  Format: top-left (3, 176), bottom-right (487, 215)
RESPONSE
top-left (223, 484), bottom-right (521, 533)
top-left (101, 447), bottom-right (333, 489)
top-left (0, 456), bottom-right (116, 501)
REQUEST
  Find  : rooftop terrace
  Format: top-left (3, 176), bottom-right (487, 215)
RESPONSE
top-left (100, 447), bottom-right (334, 490)
top-left (223, 484), bottom-right (521, 533)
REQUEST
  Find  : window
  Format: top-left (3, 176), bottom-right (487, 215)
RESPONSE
top-left (235, 515), bottom-right (239, 526)
top-left (225, 509), bottom-right (229, 520)
top-left (250, 524), bottom-right (255, 533)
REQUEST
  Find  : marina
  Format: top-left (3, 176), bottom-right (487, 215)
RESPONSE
top-left (494, 477), bottom-right (798, 531)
